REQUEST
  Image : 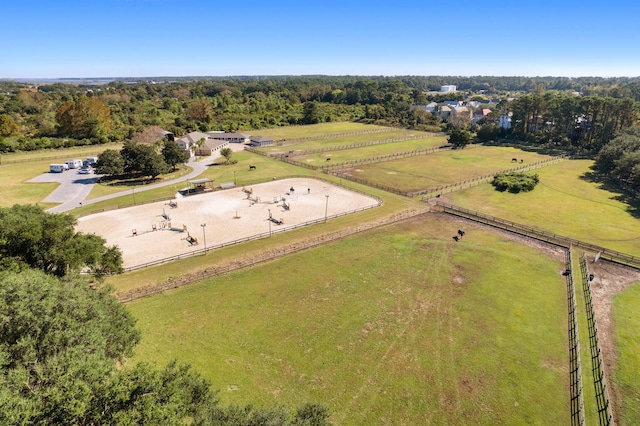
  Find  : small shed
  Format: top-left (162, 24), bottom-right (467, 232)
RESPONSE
top-left (248, 136), bottom-right (274, 147)
top-left (186, 178), bottom-right (215, 195)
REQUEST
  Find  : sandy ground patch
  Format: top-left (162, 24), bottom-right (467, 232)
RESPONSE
top-left (77, 178), bottom-right (379, 268)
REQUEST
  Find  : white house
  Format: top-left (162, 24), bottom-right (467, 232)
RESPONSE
top-left (176, 131), bottom-right (210, 156)
top-left (500, 113), bottom-right (512, 130)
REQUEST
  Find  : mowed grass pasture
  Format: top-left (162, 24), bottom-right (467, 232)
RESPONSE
top-left (293, 135), bottom-right (448, 166)
top-left (449, 159), bottom-right (640, 257)
top-left (5, 122), bottom-right (640, 423)
top-left (241, 122), bottom-right (394, 140)
top-left (337, 145), bottom-right (553, 193)
top-left (612, 285), bottom-right (640, 425)
top-left (127, 215), bottom-right (569, 425)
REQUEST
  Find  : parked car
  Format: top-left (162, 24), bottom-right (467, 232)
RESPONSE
top-left (78, 168), bottom-right (92, 174)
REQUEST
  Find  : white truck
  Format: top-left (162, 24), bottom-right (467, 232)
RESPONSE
top-left (50, 164), bottom-right (66, 173)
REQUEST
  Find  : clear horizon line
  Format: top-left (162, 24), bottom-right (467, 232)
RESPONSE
top-left (3, 73), bottom-right (640, 81)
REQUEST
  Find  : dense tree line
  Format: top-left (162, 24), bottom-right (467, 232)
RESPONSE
top-left (0, 205), bottom-right (330, 424)
top-left (95, 139), bottom-right (189, 179)
top-left (2, 76), bottom-right (640, 153)
top-left (509, 92), bottom-right (638, 151)
top-left (595, 126), bottom-right (640, 192)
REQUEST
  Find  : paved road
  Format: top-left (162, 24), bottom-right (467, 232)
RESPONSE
top-left (39, 145), bottom-right (246, 214)
top-left (29, 169), bottom-right (102, 207)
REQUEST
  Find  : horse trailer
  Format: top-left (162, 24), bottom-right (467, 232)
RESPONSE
top-left (65, 159), bottom-right (83, 169)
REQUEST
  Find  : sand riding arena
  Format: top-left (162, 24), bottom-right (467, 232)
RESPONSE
top-left (77, 178), bottom-right (380, 269)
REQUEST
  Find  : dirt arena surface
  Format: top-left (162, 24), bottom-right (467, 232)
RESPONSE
top-left (77, 178), bottom-right (379, 268)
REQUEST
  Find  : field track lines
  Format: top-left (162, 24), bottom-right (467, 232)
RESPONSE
top-left (335, 331), bottom-right (401, 423)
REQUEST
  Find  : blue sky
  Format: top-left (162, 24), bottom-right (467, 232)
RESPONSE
top-left (2, 0), bottom-right (639, 78)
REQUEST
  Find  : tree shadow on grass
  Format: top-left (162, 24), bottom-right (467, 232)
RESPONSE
top-left (580, 167), bottom-right (640, 218)
top-left (98, 174), bottom-right (159, 187)
top-left (482, 139), bottom-right (590, 157)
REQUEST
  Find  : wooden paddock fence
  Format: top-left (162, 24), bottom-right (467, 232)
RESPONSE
top-left (271, 127), bottom-right (404, 147)
top-left (322, 156), bottom-right (568, 199)
top-left (567, 249), bottom-right (586, 426)
top-left (579, 254), bottom-right (614, 426)
top-left (273, 134), bottom-right (442, 157)
top-left (116, 206), bottom-right (429, 303)
top-left (273, 144), bottom-right (451, 172)
top-left (434, 202), bottom-right (640, 270)
top-left (419, 156), bottom-right (568, 199)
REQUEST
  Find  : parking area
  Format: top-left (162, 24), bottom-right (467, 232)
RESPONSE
top-left (28, 168), bottom-right (101, 204)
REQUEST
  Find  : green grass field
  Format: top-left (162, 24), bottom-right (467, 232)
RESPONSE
top-left (127, 215), bottom-right (569, 425)
top-left (0, 143), bottom-right (120, 164)
top-left (240, 122), bottom-right (393, 140)
top-left (450, 159), bottom-right (640, 257)
top-left (340, 145), bottom-right (552, 193)
top-left (612, 284), bottom-right (640, 425)
top-left (295, 136), bottom-right (448, 166)
top-left (256, 130), bottom-right (439, 154)
top-left (6, 123), bottom-right (640, 423)
top-left (0, 160), bottom-right (61, 208)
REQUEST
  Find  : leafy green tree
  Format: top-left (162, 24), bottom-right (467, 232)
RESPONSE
top-left (411, 88), bottom-right (428, 105)
top-left (195, 137), bottom-right (206, 157)
top-left (0, 204), bottom-right (123, 277)
top-left (95, 148), bottom-right (125, 176)
top-left (491, 172), bottom-right (540, 193)
top-left (186, 99), bottom-right (213, 123)
top-left (595, 126), bottom-right (640, 174)
top-left (0, 267), bottom-right (331, 425)
top-left (302, 101), bottom-right (321, 124)
top-left (141, 150), bottom-right (171, 178)
top-left (448, 128), bottom-right (472, 148)
top-left (55, 96), bottom-right (112, 139)
top-left (121, 141), bottom-right (170, 178)
top-left (162, 140), bottom-right (190, 171)
top-left (220, 147), bottom-right (233, 164)
top-left (0, 114), bottom-right (20, 136)
top-left (0, 269), bottom-right (217, 425)
top-left (476, 124), bottom-right (500, 142)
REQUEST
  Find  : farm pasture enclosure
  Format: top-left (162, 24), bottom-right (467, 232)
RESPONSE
top-left (293, 135), bottom-right (449, 165)
top-left (127, 215), bottom-right (569, 425)
top-left (337, 145), bottom-right (554, 193)
top-left (77, 178), bottom-right (379, 269)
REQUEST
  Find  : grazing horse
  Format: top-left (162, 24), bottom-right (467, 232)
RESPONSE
top-left (457, 229), bottom-right (465, 238)
top-left (249, 165), bottom-right (256, 170)
top-left (511, 158), bottom-right (518, 162)
top-left (326, 157), bottom-right (331, 161)
top-left (520, 159), bottom-right (524, 163)
top-left (452, 236), bottom-right (459, 242)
